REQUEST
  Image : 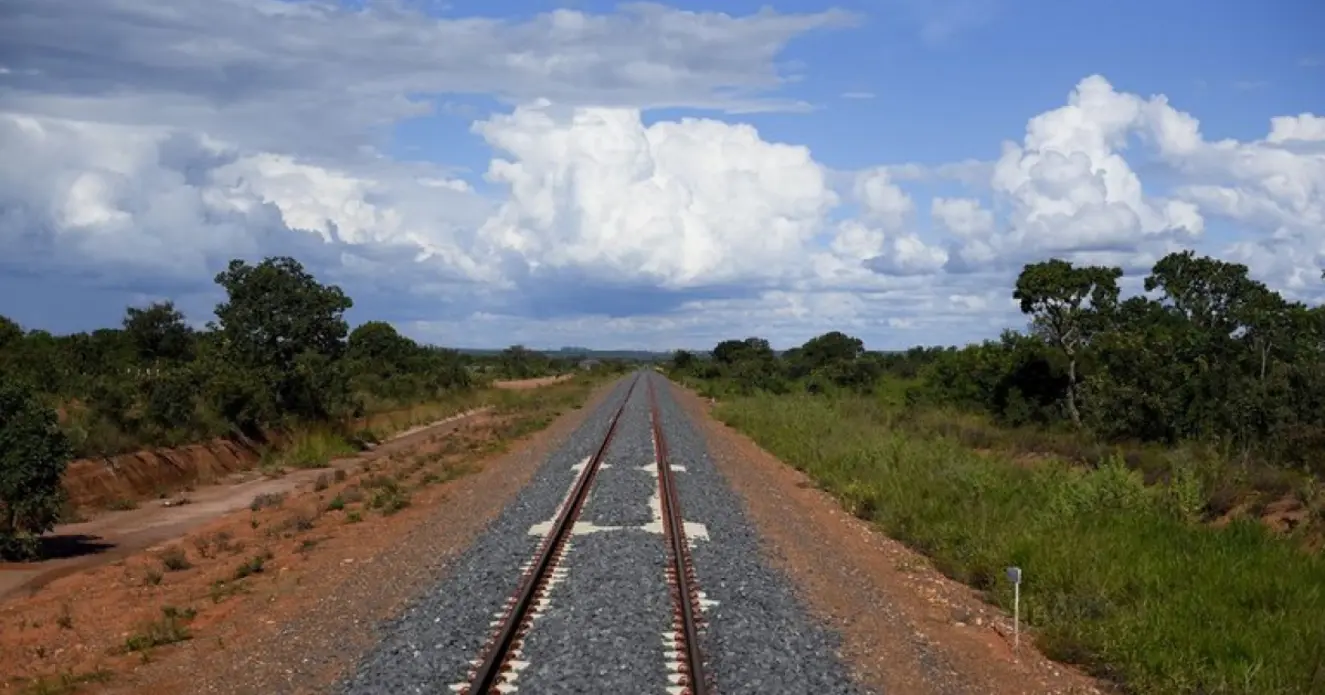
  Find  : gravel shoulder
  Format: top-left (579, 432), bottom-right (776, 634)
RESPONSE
top-left (337, 378), bottom-right (634, 694)
top-left (150, 379), bottom-right (622, 695)
top-left (668, 381), bottom-right (1112, 695)
top-left (342, 371), bottom-right (866, 694)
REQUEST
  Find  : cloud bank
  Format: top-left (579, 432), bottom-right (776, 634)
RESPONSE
top-left (1, 0), bottom-right (1321, 349)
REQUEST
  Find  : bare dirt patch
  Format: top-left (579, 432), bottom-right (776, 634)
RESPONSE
top-left (0, 409), bottom-right (485, 603)
top-left (0, 381), bottom-right (615, 694)
top-left (492, 374), bottom-right (574, 389)
top-left (670, 383), bottom-right (1112, 695)
top-left (61, 439), bottom-right (265, 511)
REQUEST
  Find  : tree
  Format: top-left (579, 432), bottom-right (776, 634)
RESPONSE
top-left (799, 331), bottom-right (864, 368)
top-left (212, 257), bottom-right (354, 422)
top-left (213, 257), bottom-right (353, 371)
top-left (499, 345), bottom-right (540, 379)
top-left (0, 315), bottom-right (20, 351)
top-left (787, 331), bottom-right (866, 382)
top-left (712, 337), bottom-right (775, 366)
top-left (0, 377), bottom-right (73, 559)
top-left (123, 301), bottom-right (194, 364)
top-left (1013, 259), bottom-right (1122, 427)
top-left (348, 321), bottom-right (414, 368)
top-left (1146, 251), bottom-right (1261, 336)
top-left (670, 350), bottom-right (696, 371)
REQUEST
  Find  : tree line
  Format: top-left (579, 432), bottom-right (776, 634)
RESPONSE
top-left (0, 256), bottom-right (587, 556)
top-left (672, 250), bottom-right (1325, 476)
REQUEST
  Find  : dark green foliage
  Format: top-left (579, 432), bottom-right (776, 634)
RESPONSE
top-left (0, 315), bottom-right (22, 350)
top-left (213, 257), bottom-right (353, 369)
top-left (212, 257), bottom-right (355, 422)
top-left (681, 249), bottom-right (1325, 476)
top-left (1013, 259), bottom-right (1122, 426)
top-left (142, 367), bottom-right (199, 432)
top-left (0, 255), bottom-right (515, 461)
top-left (670, 349), bottom-right (696, 371)
top-left (0, 377), bottom-right (73, 559)
top-left (123, 301), bottom-right (194, 364)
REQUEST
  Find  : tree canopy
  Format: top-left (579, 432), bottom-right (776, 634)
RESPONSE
top-left (671, 250), bottom-right (1325, 475)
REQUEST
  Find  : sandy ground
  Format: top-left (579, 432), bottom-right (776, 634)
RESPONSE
top-left (1, 375), bottom-right (573, 601)
top-left (669, 383), bottom-right (1114, 695)
top-left (0, 409), bottom-right (486, 603)
top-left (492, 374), bottom-right (575, 390)
top-left (0, 375), bottom-right (602, 694)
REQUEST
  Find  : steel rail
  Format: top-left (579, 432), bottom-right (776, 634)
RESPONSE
top-left (464, 374), bottom-right (640, 695)
top-left (648, 376), bottom-right (709, 695)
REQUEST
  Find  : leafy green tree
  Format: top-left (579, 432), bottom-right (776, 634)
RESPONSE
top-left (786, 331), bottom-right (871, 389)
top-left (1013, 259), bottom-right (1122, 427)
top-left (799, 331), bottom-right (864, 369)
top-left (670, 349), bottom-right (696, 371)
top-left (348, 321), bottom-right (414, 368)
top-left (123, 301), bottom-right (194, 364)
top-left (213, 257), bottom-right (353, 369)
top-left (212, 257), bottom-right (354, 422)
top-left (709, 337), bottom-right (786, 394)
top-left (1145, 250), bottom-right (1262, 336)
top-left (499, 345), bottom-right (551, 379)
top-left (141, 367), bottom-right (199, 434)
top-left (0, 315), bottom-right (21, 351)
top-left (712, 337), bottom-right (775, 366)
top-left (0, 377), bottom-right (73, 559)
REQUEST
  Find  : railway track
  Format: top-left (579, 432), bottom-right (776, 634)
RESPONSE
top-left (456, 373), bottom-right (711, 695)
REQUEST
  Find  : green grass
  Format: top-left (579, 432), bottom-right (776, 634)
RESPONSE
top-left (715, 392), bottom-right (1325, 695)
top-left (269, 428), bottom-right (359, 469)
top-left (121, 606), bottom-right (196, 653)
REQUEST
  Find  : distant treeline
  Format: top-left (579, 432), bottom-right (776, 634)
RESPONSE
top-left (0, 256), bottom-right (604, 459)
top-left (671, 250), bottom-right (1325, 475)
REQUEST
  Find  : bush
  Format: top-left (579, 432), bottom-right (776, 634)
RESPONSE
top-left (0, 377), bottom-right (74, 559)
top-left (142, 366), bottom-right (199, 433)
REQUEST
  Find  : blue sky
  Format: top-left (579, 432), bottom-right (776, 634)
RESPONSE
top-left (0, 0), bottom-right (1322, 351)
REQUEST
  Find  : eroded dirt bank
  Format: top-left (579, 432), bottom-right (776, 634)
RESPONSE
top-left (62, 439), bottom-right (264, 511)
top-left (0, 377), bottom-right (616, 694)
top-left (57, 375), bottom-right (577, 512)
top-left (0, 408), bottom-right (485, 603)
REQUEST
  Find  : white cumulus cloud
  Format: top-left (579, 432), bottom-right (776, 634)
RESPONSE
top-left (472, 102), bottom-right (838, 290)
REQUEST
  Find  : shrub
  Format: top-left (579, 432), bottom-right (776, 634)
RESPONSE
top-left (0, 377), bottom-right (74, 559)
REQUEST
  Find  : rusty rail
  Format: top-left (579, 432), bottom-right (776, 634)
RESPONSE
top-left (648, 377), bottom-right (709, 695)
top-left (462, 374), bottom-right (639, 694)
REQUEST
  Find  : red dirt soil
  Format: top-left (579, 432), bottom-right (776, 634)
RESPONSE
top-left (61, 438), bottom-right (264, 511)
top-left (0, 379), bottom-right (615, 694)
top-left (492, 374), bottom-right (574, 389)
top-left (0, 409), bottom-right (484, 603)
top-left (2, 377), bottom-right (568, 608)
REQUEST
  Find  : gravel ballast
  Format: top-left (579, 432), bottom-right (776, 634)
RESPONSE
top-left (338, 372), bottom-right (866, 694)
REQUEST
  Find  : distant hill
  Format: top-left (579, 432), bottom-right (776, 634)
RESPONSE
top-left (453, 346), bottom-right (673, 362)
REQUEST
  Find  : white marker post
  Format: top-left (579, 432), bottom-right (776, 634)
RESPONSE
top-left (1005, 566), bottom-right (1022, 655)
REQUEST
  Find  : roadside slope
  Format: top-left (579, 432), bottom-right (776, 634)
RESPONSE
top-left (0, 376), bottom-right (617, 694)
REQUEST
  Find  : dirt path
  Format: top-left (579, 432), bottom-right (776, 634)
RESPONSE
top-left (0, 409), bottom-right (487, 603)
top-left (492, 373), bottom-right (575, 389)
top-left (0, 379), bottom-right (616, 694)
top-left (669, 383), bottom-right (1113, 695)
